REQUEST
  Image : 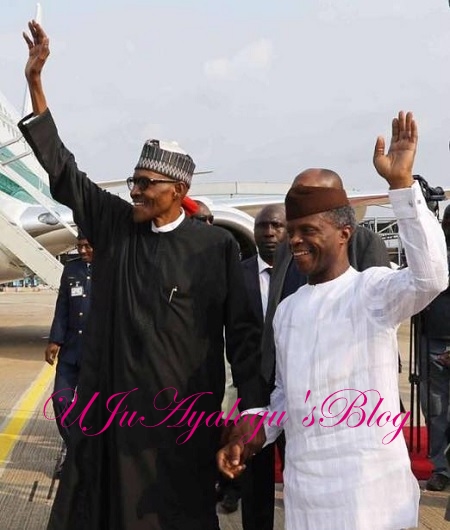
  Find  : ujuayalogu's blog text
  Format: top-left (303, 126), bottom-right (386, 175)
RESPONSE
top-left (43, 387), bottom-right (409, 445)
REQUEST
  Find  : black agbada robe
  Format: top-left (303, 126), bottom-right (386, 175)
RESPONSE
top-left (19, 110), bottom-right (263, 530)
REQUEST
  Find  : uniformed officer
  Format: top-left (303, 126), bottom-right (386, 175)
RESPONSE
top-left (45, 230), bottom-right (93, 476)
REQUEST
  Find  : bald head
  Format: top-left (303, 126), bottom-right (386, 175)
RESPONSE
top-left (255, 204), bottom-right (286, 225)
top-left (254, 204), bottom-right (287, 266)
top-left (193, 200), bottom-right (214, 224)
top-left (194, 200), bottom-right (212, 217)
top-left (292, 168), bottom-right (344, 189)
top-left (442, 204), bottom-right (450, 245)
top-left (287, 167), bottom-right (355, 232)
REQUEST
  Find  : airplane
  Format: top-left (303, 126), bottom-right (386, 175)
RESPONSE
top-left (0, 2), bottom-right (424, 286)
top-left (0, 80), bottom-right (395, 286)
top-left (0, 88), bottom-right (426, 286)
top-left (0, 83), bottom-right (265, 284)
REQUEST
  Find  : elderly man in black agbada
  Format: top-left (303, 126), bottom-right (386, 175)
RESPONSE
top-left (21, 21), bottom-right (262, 530)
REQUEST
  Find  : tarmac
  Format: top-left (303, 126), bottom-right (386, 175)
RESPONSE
top-left (0, 290), bottom-right (449, 529)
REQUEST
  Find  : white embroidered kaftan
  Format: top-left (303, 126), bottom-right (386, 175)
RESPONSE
top-left (264, 183), bottom-right (448, 530)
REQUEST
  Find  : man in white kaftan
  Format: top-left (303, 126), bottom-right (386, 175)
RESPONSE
top-left (269, 181), bottom-right (445, 529)
top-left (217, 111), bottom-right (449, 530)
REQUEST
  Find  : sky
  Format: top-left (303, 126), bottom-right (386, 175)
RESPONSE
top-left (1, 0), bottom-right (450, 195)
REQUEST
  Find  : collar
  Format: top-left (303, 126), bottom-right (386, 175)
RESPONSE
top-left (151, 209), bottom-right (185, 233)
top-left (257, 254), bottom-right (272, 274)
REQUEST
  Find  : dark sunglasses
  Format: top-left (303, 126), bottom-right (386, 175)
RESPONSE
top-left (193, 214), bottom-right (214, 224)
top-left (126, 176), bottom-right (176, 191)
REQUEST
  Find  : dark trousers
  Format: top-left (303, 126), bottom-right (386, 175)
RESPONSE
top-left (52, 360), bottom-right (80, 446)
top-left (420, 337), bottom-right (450, 476)
top-left (240, 433), bottom-right (285, 530)
top-left (217, 473), bottom-right (241, 499)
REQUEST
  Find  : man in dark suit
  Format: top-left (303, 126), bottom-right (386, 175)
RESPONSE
top-left (240, 204), bottom-right (287, 530)
top-left (45, 231), bottom-right (93, 475)
top-left (419, 204), bottom-right (450, 492)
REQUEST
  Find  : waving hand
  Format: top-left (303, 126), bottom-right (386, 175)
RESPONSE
top-left (22, 20), bottom-right (49, 115)
top-left (373, 111), bottom-right (417, 189)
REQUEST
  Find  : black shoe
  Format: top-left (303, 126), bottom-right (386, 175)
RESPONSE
top-left (54, 444), bottom-right (67, 479)
top-left (215, 484), bottom-right (224, 503)
top-left (54, 458), bottom-right (65, 479)
top-left (426, 472), bottom-right (450, 491)
top-left (220, 492), bottom-right (240, 513)
top-left (445, 443), bottom-right (450, 467)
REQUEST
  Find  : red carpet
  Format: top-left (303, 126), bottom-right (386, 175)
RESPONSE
top-left (273, 427), bottom-right (433, 483)
top-left (403, 426), bottom-right (433, 480)
top-left (274, 445), bottom-right (283, 483)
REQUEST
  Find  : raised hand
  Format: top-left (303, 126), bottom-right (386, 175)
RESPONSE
top-left (23, 20), bottom-right (50, 81)
top-left (373, 111), bottom-right (417, 189)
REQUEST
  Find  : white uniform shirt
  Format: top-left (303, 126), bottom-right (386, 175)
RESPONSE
top-left (257, 254), bottom-right (272, 319)
top-left (249, 183), bottom-right (448, 530)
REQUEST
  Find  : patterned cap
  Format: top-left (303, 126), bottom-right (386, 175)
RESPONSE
top-left (134, 139), bottom-right (196, 187)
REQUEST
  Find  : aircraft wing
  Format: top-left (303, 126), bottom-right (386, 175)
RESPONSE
top-left (96, 179), bottom-right (393, 220)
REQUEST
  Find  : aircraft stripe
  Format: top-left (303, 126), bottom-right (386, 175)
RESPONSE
top-left (0, 172), bottom-right (37, 204)
top-left (0, 146), bottom-right (52, 200)
top-left (0, 364), bottom-right (54, 469)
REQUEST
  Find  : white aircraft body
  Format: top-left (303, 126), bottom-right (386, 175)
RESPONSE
top-left (0, 2), bottom-right (408, 288)
top-left (0, 84), bottom-right (398, 286)
top-left (0, 86), bottom-right (77, 283)
top-left (3, 4), bottom-right (448, 288)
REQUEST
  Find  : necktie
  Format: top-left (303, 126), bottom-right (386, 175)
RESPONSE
top-left (266, 267), bottom-right (272, 276)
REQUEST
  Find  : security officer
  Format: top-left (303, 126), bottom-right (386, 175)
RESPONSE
top-left (45, 230), bottom-right (93, 476)
top-left (420, 204), bottom-right (450, 491)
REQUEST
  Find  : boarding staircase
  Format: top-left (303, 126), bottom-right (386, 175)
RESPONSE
top-left (0, 99), bottom-right (74, 289)
top-left (0, 208), bottom-right (63, 289)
